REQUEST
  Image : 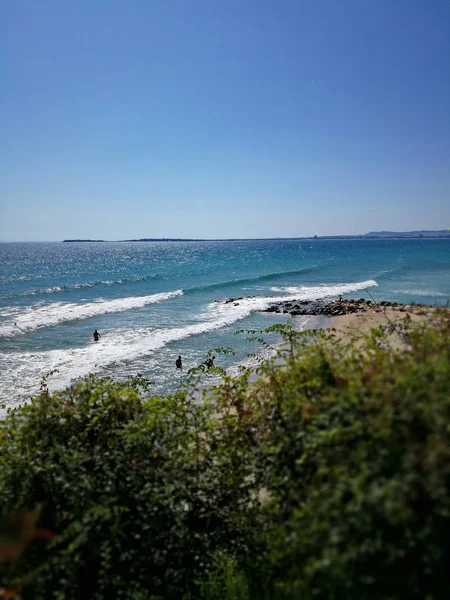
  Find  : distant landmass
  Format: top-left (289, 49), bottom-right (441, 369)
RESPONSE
top-left (364, 230), bottom-right (449, 238)
top-left (125, 238), bottom-right (209, 242)
top-left (62, 230), bottom-right (450, 243)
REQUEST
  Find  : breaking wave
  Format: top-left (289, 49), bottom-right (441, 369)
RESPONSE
top-left (185, 267), bottom-right (318, 294)
top-left (0, 290), bottom-right (183, 338)
top-left (269, 280), bottom-right (378, 297)
top-left (0, 279), bottom-right (378, 408)
top-left (17, 274), bottom-right (166, 297)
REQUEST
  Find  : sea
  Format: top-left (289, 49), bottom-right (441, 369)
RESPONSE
top-left (1, 239), bottom-right (449, 411)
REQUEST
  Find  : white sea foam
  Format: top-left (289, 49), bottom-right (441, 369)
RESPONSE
top-left (269, 279), bottom-right (378, 298)
top-left (18, 278), bottom-right (131, 296)
top-left (21, 282), bottom-right (95, 296)
top-left (0, 280), bottom-right (378, 409)
top-left (19, 286), bottom-right (64, 296)
top-left (0, 290), bottom-right (183, 338)
top-left (205, 281), bottom-right (376, 328)
top-left (0, 306), bottom-right (261, 406)
top-left (0, 307), bottom-right (310, 408)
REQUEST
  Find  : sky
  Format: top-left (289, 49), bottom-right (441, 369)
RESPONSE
top-left (1, 0), bottom-right (449, 241)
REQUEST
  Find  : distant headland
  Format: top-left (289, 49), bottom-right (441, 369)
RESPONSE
top-left (62, 230), bottom-right (450, 243)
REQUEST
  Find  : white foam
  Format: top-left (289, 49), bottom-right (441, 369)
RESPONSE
top-left (18, 278), bottom-right (127, 297)
top-left (269, 280), bottom-right (378, 297)
top-left (20, 286), bottom-right (63, 296)
top-left (0, 290), bottom-right (183, 338)
top-left (0, 280), bottom-right (378, 409)
top-left (0, 307), bottom-right (261, 406)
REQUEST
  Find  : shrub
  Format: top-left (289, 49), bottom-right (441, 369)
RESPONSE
top-left (1, 309), bottom-right (449, 599)
top-left (230, 310), bottom-right (450, 599)
top-left (0, 373), bottom-right (260, 599)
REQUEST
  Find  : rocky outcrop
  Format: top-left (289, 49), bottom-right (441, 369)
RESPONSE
top-left (221, 295), bottom-right (427, 317)
top-left (262, 298), bottom-right (404, 317)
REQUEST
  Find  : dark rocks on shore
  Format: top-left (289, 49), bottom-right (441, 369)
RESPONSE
top-left (261, 298), bottom-right (400, 317)
top-left (221, 295), bottom-right (427, 318)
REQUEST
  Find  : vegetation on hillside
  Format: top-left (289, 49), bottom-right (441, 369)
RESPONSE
top-left (1, 309), bottom-right (449, 599)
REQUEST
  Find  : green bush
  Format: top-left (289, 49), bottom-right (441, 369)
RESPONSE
top-left (235, 310), bottom-right (450, 599)
top-left (0, 372), bottom-right (260, 599)
top-left (1, 309), bottom-right (449, 599)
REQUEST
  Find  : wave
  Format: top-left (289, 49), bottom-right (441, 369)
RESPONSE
top-left (269, 280), bottom-right (378, 297)
top-left (206, 280), bottom-right (378, 326)
top-left (0, 280), bottom-right (377, 408)
top-left (185, 267), bottom-right (318, 294)
top-left (16, 274), bottom-right (166, 297)
top-left (0, 303), bottom-right (314, 408)
top-left (0, 290), bottom-right (183, 338)
top-left (375, 263), bottom-right (450, 281)
top-left (391, 289), bottom-right (448, 297)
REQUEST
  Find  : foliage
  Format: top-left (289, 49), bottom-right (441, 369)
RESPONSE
top-left (243, 310), bottom-right (450, 599)
top-left (0, 369), bottom-right (259, 600)
top-left (1, 310), bottom-right (449, 599)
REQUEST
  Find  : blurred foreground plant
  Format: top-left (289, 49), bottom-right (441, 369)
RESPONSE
top-left (0, 309), bottom-right (449, 599)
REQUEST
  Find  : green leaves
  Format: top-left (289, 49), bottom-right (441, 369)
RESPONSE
top-left (0, 309), bottom-right (449, 599)
top-left (0, 369), bottom-right (259, 599)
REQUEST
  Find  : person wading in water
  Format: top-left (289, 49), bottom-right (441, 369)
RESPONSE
top-left (93, 329), bottom-right (101, 342)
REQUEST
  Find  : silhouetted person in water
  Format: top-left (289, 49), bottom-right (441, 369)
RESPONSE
top-left (176, 355), bottom-right (182, 369)
top-left (205, 355), bottom-right (215, 369)
top-left (93, 329), bottom-right (101, 342)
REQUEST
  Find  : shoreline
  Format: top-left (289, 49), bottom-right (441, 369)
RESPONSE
top-left (261, 297), bottom-right (445, 345)
top-left (217, 294), bottom-right (448, 351)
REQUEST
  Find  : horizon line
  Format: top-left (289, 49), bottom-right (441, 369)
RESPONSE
top-left (1, 230), bottom-right (450, 244)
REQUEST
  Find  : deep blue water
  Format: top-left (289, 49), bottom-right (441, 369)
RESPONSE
top-left (1, 239), bottom-right (449, 409)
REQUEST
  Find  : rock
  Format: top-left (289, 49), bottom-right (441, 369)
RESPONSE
top-left (224, 296), bottom-right (243, 304)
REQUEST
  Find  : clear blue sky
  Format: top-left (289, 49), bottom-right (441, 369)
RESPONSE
top-left (1, 0), bottom-right (449, 241)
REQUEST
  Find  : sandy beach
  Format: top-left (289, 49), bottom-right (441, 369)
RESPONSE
top-left (330, 303), bottom-right (442, 347)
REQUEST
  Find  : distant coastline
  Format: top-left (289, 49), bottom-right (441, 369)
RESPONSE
top-left (62, 230), bottom-right (450, 243)
top-left (62, 239), bottom-right (107, 243)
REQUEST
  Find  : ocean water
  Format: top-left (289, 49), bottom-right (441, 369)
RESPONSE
top-left (1, 239), bottom-right (449, 410)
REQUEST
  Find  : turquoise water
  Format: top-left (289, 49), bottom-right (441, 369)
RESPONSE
top-left (1, 239), bottom-right (449, 409)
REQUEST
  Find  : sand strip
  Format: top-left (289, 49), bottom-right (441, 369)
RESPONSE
top-left (330, 304), bottom-right (440, 347)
